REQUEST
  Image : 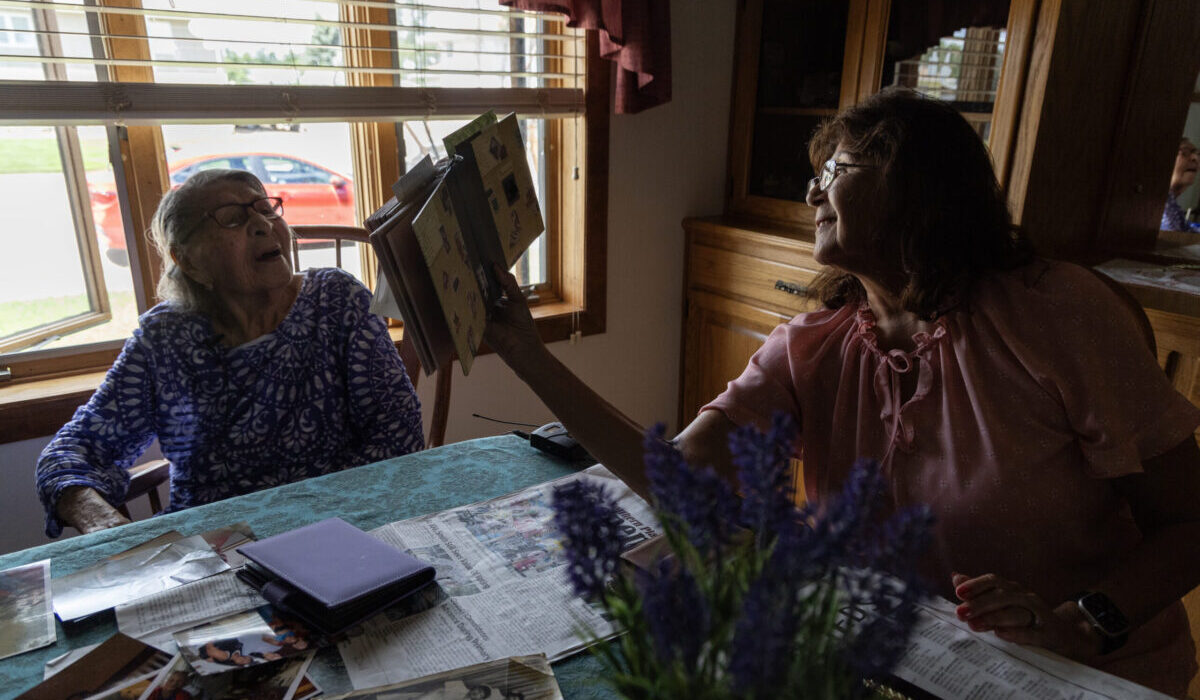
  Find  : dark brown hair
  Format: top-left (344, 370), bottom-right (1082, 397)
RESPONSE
top-left (806, 87), bottom-right (1034, 319)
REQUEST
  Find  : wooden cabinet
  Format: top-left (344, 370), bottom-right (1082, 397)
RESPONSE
top-left (1146, 308), bottom-right (1200, 443)
top-left (678, 217), bottom-right (820, 425)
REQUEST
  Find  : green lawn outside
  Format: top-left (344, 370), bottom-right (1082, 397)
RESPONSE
top-left (0, 291), bottom-right (138, 347)
top-left (0, 137), bottom-right (109, 174)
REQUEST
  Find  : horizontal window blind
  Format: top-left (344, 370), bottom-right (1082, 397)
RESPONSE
top-left (0, 0), bottom-right (586, 123)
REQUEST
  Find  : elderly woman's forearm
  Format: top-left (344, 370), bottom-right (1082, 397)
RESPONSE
top-left (55, 486), bottom-right (130, 534)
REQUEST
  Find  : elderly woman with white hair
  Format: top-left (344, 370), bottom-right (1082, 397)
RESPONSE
top-left (37, 168), bottom-right (424, 537)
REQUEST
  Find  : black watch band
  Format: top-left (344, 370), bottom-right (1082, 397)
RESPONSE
top-left (1074, 591), bottom-right (1130, 655)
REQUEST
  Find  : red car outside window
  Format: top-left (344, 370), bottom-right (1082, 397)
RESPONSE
top-left (89, 153), bottom-right (355, 266)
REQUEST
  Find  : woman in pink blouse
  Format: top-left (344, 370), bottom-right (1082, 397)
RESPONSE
top-left (486, 88), bottom-right (1200, 696)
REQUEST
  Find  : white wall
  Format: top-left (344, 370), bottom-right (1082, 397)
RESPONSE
top-left (0, 0), bottom-right (738, 555)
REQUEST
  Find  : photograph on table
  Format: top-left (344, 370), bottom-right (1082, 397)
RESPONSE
top-left (85, 670), bottom-right (160, 699)
top-left (326, 654), bottom-right (562, 700)
top-left (43, 640), bottom-right (172, 684)
top-left (20, 633), bottom-right (169, 700)
top-left (137, 652), bottom-right (314, 700)
top-left (173, 605), bottom-right (313, 675)
top-left (0, 559), bottom-right (54, 660)
top-left (454, 493), bottom-right (562, 579)
top-left (197, 523), bottom-right (258, 568)
top-left (290, 674), bottom-right (322, 700)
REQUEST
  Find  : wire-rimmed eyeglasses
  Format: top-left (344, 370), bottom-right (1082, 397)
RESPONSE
top-left (809, 158), bottom-right (876, 193)
top-left (206, 197), bottom-right (284, 228)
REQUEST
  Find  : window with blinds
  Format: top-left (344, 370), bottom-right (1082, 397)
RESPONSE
top-left (0, 0), bottom-right (595, 376)
top-left (0, 1), bottom-right (585, 118)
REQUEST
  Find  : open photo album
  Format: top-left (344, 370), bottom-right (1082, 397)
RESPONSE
top-left (367, 111), bottom-right (545, 377)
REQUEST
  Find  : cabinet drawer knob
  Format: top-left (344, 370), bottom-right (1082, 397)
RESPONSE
top-left (774, 280), bottom-right (807, 296)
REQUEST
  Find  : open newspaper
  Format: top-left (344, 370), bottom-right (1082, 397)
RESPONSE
top-left (892, 597), bottom-right (1173, 700)
top-left (337, 464), bottom-right (659, 689)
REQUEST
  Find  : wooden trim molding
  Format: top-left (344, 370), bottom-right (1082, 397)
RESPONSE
top-left (342, 2), bottom-right (401, 292)
top-left (0, 372), bottom-right (106, 444)
top-left (0, 82), bottom-right (586, 125)
top-left (987, 0), bottom-right (1039, 188)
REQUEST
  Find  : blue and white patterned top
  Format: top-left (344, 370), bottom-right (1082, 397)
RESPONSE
top-left (1163, 192), bottom-right (1188, 231)
top-left (1162, 191), bottom-right (1200, 232)
top-left (37, 267), bottom-right (424, 537)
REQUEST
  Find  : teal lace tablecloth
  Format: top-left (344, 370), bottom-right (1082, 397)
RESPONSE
top-left (0, 435), bottom-right (615, 699)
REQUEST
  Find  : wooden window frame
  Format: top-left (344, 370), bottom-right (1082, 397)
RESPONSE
top-left (0, 8), bottom-right (609, 443)
top-left (0, 8), bottom-right (117, 355)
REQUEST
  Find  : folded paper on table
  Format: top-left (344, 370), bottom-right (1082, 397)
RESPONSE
top-left (51, 533), bottom-right (230, 621)
top-left (115, 571), bottom-right (268, 653)
top-left (366, 112), bottom-right (545, 377)
top-left (889, 597), bottom-right (1174, 700)
top-left (236, 517), bottom-right (436, 636)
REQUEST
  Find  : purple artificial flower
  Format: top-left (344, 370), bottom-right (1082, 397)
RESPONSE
top-left (636, 558), bottom-right (709, 670)
top-left (842, 570), bottom-right (925, 680)
top-left (552, 478), bottom-right (624, 599)
top-left (812, 457), bottom-right (889, 566)
top-left (727, 573), bottom-right (798, 694)
top-left (728, 411), bottom-right (799, 537)
top-left (875, 504), bottom-right (936, 576)
top-left (764, 458), bottom-right (887, 584)
top-left (643, 423), bottom-right (739, 553)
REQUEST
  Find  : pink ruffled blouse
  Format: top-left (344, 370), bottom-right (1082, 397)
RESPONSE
top-left (703, 260), bottom-right (1200, 695)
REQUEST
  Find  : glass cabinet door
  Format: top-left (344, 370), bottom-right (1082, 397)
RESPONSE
top-left (879, 1), bottom-right (1012, 145)
top-left (747, 0), bottom-right (850, 202)
top-left (729, 0), bottom-right (865, 225)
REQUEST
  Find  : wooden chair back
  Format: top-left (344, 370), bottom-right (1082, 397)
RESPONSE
top-left (115, 458), bottom-right (170, 520)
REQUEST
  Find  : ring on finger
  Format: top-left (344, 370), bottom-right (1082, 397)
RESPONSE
top-left (1023, 607), bottom-right (1043, 630)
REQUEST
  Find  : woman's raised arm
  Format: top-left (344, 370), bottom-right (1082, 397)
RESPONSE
top-left (484, 268), bottom-right (739, 500)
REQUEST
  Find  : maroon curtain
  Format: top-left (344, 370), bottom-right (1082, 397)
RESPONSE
top-left (499, 0), bottom-right (671, 114)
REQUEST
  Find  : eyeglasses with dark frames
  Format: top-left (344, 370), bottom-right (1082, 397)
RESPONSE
top-left (206, 197), bottom-right (284, 228)
top-left (810, 158), bottom-right (876, 192)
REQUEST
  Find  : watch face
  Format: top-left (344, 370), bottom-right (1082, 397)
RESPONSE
top-left (1078, 592), bottom-right (1130, 636)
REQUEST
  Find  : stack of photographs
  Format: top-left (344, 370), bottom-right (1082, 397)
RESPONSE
top-left (135, 651), bottom-right (319, 700)
top-left (0, 560), bottom-right (55, 661)
top-left (174, 605), bottom-right (314, 676)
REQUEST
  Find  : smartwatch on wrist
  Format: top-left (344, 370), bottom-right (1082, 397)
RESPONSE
top-left (1074, 591), bottom-right (1130, 655)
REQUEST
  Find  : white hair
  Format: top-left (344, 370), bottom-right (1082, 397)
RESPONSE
top-left (148, 168), bottom-right (266, 313)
